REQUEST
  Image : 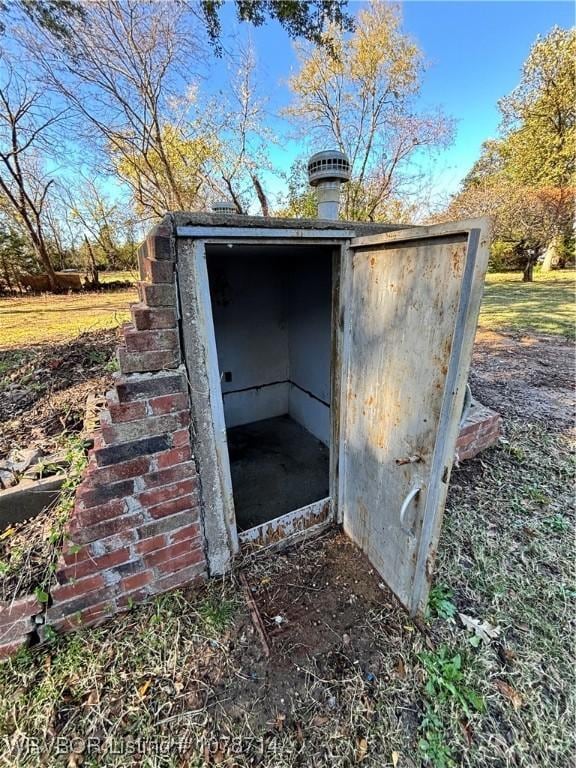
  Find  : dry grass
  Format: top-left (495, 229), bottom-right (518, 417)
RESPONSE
top-left (0, 419), bottom-right (573, 767)
top-left (0, 289), bottom-right (137, 350)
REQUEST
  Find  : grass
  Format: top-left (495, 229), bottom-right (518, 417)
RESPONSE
top-left (0, 419), bottom-right (573, 767)
top-left (0, 288), bottom-right (137, 349)
top-left (99, 270), bottom-right (139, 284)
top-left (1, 268), bottom-right (572, 350)
top-left (479, 269), bottom-right (575, 337)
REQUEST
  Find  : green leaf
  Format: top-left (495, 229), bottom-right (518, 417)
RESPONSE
top-left (34, 587), bottom-right (49, 603)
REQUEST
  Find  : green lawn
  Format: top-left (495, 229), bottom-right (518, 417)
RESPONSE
top-left (0, 289), bottom-right (137, 349)
top-left (99, 270), bottom-right (139, 284)
top-left (479, 269), bottom-right (575, 337)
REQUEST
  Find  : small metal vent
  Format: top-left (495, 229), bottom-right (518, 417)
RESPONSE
top-left (307, 150), bottom-right (351, 187)
top-left (212, 201), bottom-right (237, 214)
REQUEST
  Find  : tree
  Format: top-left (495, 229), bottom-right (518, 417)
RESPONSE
top-left (444, 27), bottom-right (575, 281)
top-left (447, 172), bottom-right (574, 281)
top-left (0, 0), bottom-right (84, 39)
top-left (64, 177), bottom-right (138, 271)
top-left (0, 221), bottom-right (36, 292)
top-left (26, 1), bottom-right (212, 219)
top-left (286, 1), bottom-right (453, 221)
top-left (3, 0), bottom-right (354, 47)
top-left (198, 1), bottom-right (354, 52)
top-left (0, 57), bottom-right (66, 289)
top-left (498, 26), bottom-right (575, 188)
top-left (276, 159), bottom-right (318, 218)
top-left (201, 43), bottom-right (275, 215)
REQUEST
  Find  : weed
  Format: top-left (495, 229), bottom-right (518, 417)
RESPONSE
top-left (542, 514), bottom-right (571, 533)
top-left (419, 707), bottom-right (455, 767)
top-left (521, 483), bottom-right (551, 505)
top-left (197, 594), bottom-right (236, 635)
top-left (418, 646), bottom-right (485, 717)
top-left (85, 348), bottom-right (109, 365)
top-left (105, 356), bottom-right (120, 372)
top-left (427, 584), bottom-right (457, 621)
top-left (417, 647), bottom-right (485, 767)
top-left (27, 436), bottom-right (88, 600)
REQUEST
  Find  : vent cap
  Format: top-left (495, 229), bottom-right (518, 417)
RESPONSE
top-left (307, 150), bottom-right (351, 186)
top-left (212, 201), bottom-right (237, 214)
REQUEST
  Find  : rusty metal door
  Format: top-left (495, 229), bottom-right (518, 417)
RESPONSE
top-left (340, 219), bottom-right (490, 616)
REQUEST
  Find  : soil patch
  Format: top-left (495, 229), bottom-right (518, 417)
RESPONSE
top-left (214, 531), bottom-right (417, 732)
top-left (0, 329), bottom-right (119, 461)
top-left (471, 328), bottom-right (575, 431)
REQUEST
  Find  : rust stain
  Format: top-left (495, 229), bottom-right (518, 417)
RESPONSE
top-left (452, 247), bottom-right (464, 275)
top-left (242, 502), bottom-right (330, 550)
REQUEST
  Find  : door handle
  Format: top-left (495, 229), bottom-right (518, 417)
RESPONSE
top-left (400, 486), bottom-right (421, 537)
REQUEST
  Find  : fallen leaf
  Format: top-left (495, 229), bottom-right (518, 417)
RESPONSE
top-left (459, 719), bottom-right (474, 747)
top-left (356, 737), bottom-right (368, 762)
top-left (393, 658), bottom-right (406, 679)
top-left (459, 613), bottom-right (501, 644)
top-left (497, 645), bottom-right (517, 667)
top-left (295, 722), bottom-right (304, 744)
top-left (84, 689), bottom-right (99, 707)
top-left (494, 679), bottom-right (523, 710)
top-left (311, 715), bottom-right (329, 727)
top-left (425, 635), bottom-right (436, 651)
top-left (138, 679), bottom-right (151, 698)
top-left (0, 527), bottom-right (15, 540)
top-left (392, 751), bottom-right (400, 767)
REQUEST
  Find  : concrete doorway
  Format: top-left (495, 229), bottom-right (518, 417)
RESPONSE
top-left (205, 244), bottom-right (334, 537)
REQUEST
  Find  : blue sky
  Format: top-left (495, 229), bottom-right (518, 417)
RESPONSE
top-left (216, 0), bottom-right (574, 208)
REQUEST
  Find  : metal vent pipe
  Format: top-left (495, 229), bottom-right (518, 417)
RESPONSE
top-left (307, 150), bottom-right (351, 220)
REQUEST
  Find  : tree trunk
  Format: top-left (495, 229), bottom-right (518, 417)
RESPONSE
top-left (84, 236), bottom-right (100, 288)
top-left (522, 253), bottom-right (538, 282)
top-left (34, 240), bottom-right (58, 290)
top-left (1, 254), bottom-right (12, 292)
top-left (251, 173), bottom-right (270, 217)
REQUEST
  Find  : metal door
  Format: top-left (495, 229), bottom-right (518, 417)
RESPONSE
top-left (340, 219), bottom-right (490, 615)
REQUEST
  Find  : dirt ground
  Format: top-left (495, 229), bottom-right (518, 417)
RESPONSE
top-left (0, 330), bottom-right (118, 601)
top-left (220, 531), bottom-right (414, 730)
top-left (0, 328), bottom-right (119, 461)
top-left (471, 328), bottom-right (575, 431)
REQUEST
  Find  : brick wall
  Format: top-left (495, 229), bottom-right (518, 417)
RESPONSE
top-left (0, 220), bottom-right (207, 659)
top-left (0, 595), bottom-right (42, 657)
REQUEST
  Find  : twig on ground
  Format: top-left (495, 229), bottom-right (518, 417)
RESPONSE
top-left (239, 571), bottom-right (271, 659)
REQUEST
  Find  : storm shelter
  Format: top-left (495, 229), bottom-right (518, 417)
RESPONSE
top-left (206, 244), bottom-right (333, 531)
top-left (175, 214), bottom-right (490, 616)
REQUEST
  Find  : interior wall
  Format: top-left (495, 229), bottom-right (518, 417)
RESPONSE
top-left (206, 246), bottom-right (332, 443)
top-left (207, 252), bottom-right (289, 428)
top-left (286, 253), bottom-right (332, 445)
